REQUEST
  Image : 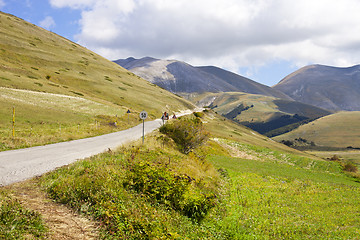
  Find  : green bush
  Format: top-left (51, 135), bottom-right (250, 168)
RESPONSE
top-left (123, 159), bottom-right (217, 222)
top-left (193, 111), bottom-right (204, 118)
top-left (123, 160), bottom-right (190, 210)
top-left (159, 117), bottom-right (209, 154)
top-left (181, 188), bottom-right (217, 222)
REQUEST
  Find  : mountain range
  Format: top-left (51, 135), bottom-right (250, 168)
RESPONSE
top-left (114, 57), bottom-right (290, 99)
top-left (273, 64), bottom-right (360, 111)
top-left (115, 57), bottom-right (360, 113)
top-left (114, 57), bottom-right (360, 138)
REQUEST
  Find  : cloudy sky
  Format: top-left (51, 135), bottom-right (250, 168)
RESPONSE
top-left (2, 0), bottom-right (360, 86)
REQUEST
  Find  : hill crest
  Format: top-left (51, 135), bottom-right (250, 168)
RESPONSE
top-left (273, 64), bottom-right (360, 111)
top-left (115, 57), bottom-right (292, 99)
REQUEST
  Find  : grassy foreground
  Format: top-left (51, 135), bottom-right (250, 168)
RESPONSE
top-left (36, 113), bottom-right (360, 239)
top-left (39, 133), bottom-right (227, 239)
top-left (0, 190), bottom-right (47, 239)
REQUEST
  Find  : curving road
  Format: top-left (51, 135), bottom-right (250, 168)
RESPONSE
top-left (0, 118), bottom-right (165, 186)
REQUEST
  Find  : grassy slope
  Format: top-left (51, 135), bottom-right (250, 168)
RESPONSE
top-left (0, 11), bottom-right (194, 150)
top-left (201, 109), bottom-right (323, 159)
top-left (35, 112), bottom-right (360, 239)
top-left (3, 111), bottom-right (360, 239)
top-left (274, 111), bottom-right (360, 148)
top-left (202, 112), bottom-right (360, 239)
top-left (192, 92), bottom-right (282, 122)
top-left (0, 188), bottom-right (48, 239)
top-left (192, 92), bottom-right (329, 124)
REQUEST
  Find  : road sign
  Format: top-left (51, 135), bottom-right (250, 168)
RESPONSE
top-left (139, 111), bottom-right (148, 144)
top-left (139, 111), bottom-right (148, 120)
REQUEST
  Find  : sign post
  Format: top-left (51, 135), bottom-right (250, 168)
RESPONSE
top-left (12, 107), bottom-right (15, 138)
top-left (139, 111), bottom-right (148, 144)
top-left (127, 109), bottom-right (131, 124)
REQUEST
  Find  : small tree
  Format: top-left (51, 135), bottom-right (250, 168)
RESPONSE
top-left (159, 117), bottom-right (209, 154)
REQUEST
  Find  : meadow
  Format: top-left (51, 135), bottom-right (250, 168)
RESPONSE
top-left (30, 113), bottom-right (360, 239)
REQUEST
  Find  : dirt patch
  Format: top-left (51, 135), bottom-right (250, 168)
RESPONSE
top-left (213, 139), bottom-right (258, 160)
top-left (225, 144), bottom-right (258, 160)
top-left (4, 179), bottom-right (99, 240)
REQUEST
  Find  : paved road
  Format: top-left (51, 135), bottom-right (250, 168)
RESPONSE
top-left (0, 119), bottom-right (165, 186)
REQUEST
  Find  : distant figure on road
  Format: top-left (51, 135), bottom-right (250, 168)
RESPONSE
top-left (162, 112), bottom-right (169, 120)
top-left (161, 111), bottom-right (169, 124)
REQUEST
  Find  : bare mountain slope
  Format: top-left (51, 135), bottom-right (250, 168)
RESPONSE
top-left (115, 57), bottom-right (292, 99)
top-left (273, 64), bottom-right (360, 111)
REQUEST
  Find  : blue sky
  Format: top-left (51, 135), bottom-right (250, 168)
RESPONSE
top-left (2, 0), bottom-right (360, 87)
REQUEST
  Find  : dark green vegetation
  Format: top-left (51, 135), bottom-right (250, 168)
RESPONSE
top-left (159, 116), bottom-right (209, 154)
top-left (0, 11), bottom-right (194, 151)
top-left (0, 190), bottom-right (47, 239)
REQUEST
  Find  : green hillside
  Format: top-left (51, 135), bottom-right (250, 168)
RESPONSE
top-left (274, 111), bottom-right (360, 148)
top-left (0, 11), bottom-right (194, 150)
top-left (191, 92), bottom-right (330, 135)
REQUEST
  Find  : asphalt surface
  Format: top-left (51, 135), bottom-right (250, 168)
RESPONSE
top-left (0, 119), bottom-right (164, 186)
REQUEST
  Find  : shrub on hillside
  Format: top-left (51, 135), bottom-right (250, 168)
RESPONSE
top-left (159, 117), bottom-right (209, 154)
top-left (193, 111), bottom-right (204, 118)
top-left (123, 160), bottom-right (190, 210)
top-left (281, 140), bottom-right (294, 147)
top-left (123, 160), bottom-right (217, 222)
top-left (343, 162), bottom-right (358, 173)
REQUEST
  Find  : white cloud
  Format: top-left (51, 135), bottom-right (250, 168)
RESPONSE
top-left (50, 0), bottom-right (97, 9)
top-left (51, 0), bottom-right (360, 75)
top-left (39, 16), bottom-right (56, 30)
